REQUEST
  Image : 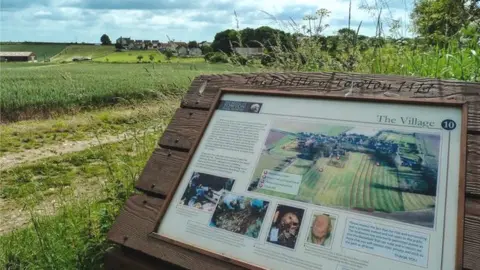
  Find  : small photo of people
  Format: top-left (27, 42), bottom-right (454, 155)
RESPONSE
top-left (266, 204), bottom-right (305, 249)
top-left (306, 213), bottom-right (336, 248)
top-left (209, 193), bottom-right (269, 238)
top-left (179, 172), bottom-right (235, 212)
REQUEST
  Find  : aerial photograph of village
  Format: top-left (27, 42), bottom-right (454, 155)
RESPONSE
top-left (248, 120), bottom-right (441, 228)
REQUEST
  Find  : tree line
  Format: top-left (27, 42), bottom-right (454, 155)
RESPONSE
top-left (207, 0), bottom-right (479, 55)
top-left (98, 0), bottom-right (478, 59)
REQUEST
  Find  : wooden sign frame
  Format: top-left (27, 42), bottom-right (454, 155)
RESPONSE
top-left (105, 72), bottom-right (480, 270)
top-left (150, 88), bottom-right (468, 270)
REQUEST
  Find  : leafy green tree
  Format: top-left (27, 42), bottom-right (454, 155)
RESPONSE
top-left (200, 44), bottom-right (213, 55)
top-left (239, 28), bottom-right (257, 47)
top-left (115, 42), bottom-right (123, 50)
top-left (164, 49), bottom-right (174, 60)
top-left (411, 0), bottom-right (479, 40)
top-left (149, 54), bottom-right (155, 62)
top-left (188, 41), bottom-right (198, 48)
top-left (211, 29), bottom-right (240, 54)
top-left (137, 55), bottom-right (143, 62)
top-left (100, 34), bottom-right (112, 45)
top-left (211, 26), bottom-right (295, 54)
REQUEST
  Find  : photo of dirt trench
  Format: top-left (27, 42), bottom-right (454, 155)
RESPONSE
top-left (209, 193), bottom-right (270, 238)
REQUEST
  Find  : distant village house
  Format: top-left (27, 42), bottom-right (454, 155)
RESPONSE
top-left (115, 37), bottom-right (206, 56)
top-left (234, 47), bottom-right (263, 57)
top-left (188, 47), bottom-right (202, 56)
top-left (116, 37), bottom-right (134, 50)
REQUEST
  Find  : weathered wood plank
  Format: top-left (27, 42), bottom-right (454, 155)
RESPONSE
top-left (463, 215), bottom-right (480, 270)
top-left (135, 147), bottom-right (188, 197)
top-left (182, 73), bottom-right (480, 132)
top-left (467, 134), bottom-right (480, 196)
top-left (159, 108), bottom-right (209, 151)
top-left (107, 195), bottom-right (242, 270)
top-left (466, 198), bottom-right (480, 218)
top-left (104, 246), bottom-right (184, 270)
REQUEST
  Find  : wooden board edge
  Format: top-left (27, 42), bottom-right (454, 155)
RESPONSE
top-left (456, 103), bottom-right (468, 270)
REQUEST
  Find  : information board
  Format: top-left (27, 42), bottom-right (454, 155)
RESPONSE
top-left (155, 89), bottom-right (467, 270)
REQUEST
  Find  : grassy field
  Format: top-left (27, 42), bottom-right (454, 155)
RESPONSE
top-left (0, 99), bottom-right (176, 268)
top-left (51, 45), bottom-right (115, 62)
top-left (0, 62), bottom-right (259, 121)
top-left (0, 43), bottom-right (67, 61)
top-left (0, 133), bottom-right (159, 268)
top-left (94, 50), bottom-right (163, 63)
top-left (0, 99), bottom-right (178, 155)
top-left (94, 50), bottom-right (205, 63)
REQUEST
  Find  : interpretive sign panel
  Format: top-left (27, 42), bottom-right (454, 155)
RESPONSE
top-left (154, 89), bottom-right (467, 270)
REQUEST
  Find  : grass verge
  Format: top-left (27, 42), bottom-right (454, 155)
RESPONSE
top-left (0, 98), bottom-right (178, 155)
top-left (0, 128), bottom-right (161, 269)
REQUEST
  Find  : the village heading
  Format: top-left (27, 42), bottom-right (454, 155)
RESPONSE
top-left (377, 115), bottom-right (435, 128)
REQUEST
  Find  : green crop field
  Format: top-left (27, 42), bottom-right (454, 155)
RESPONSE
top-left (0, 43), bottom-right (67, 60)
top-left (51, 45), bottom-right (115, 62)
top-left (94, 50), bottom-right (163, 62)
top-left (93, 50), bottom-right (204, 63)
top-left (0, 62), bottom-right (259, 121)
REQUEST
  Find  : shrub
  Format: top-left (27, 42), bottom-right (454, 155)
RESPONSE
top-left (261, 53), bottom-right (276, 66)
top-left (208, 52), bottom-right (229, 63)
top-left (230, 53), bottom-right (248, 65)
top-left (204, 52), bottom-right (214, 62)
top-left (163, 49), bottom-right (174, 60)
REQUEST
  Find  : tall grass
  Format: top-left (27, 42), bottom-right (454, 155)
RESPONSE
top-left (235, 5), bottom-right (479, 82)
top-left (0, 129), bottom-right (161, 270)
top-left (267, 34), bottom-right (479, 81)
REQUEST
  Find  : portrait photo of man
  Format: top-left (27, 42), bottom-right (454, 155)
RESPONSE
top-left (307, 213), bottom-right (336, 248)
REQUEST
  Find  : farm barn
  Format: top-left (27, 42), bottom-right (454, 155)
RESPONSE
top-left (0, 51), bottom-right (36, 62)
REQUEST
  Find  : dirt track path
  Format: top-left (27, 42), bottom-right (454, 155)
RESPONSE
top-left (0, 127), bottom-right (158, 171)
top-left (18, 63), bottom-right (74, 69)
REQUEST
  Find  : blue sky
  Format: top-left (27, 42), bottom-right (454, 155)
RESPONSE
top-left (0, 0), bottom-right (414, 43)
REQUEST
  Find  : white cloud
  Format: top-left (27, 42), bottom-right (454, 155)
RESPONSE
top-left (0, 0), bottom-right (414, 42)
